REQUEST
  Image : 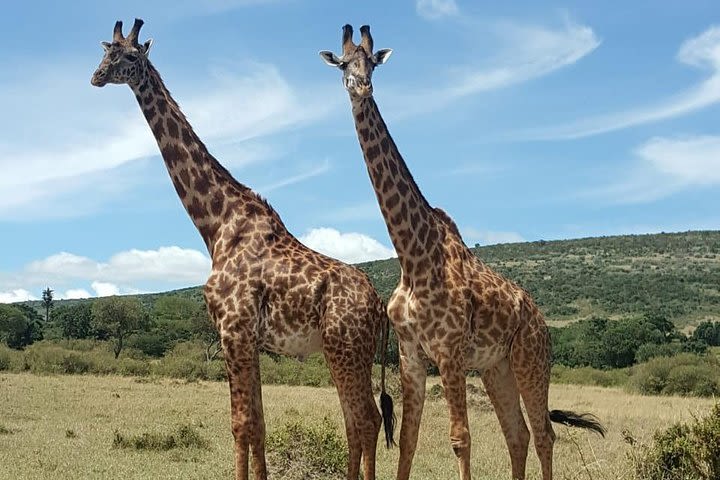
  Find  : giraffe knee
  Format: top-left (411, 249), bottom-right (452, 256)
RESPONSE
top-left (450, 427), bottom-right (471, 458)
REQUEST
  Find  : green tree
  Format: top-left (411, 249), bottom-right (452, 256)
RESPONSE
top-left (692, 321), bottom-right (720, 346)
top-left (190, 306), bottom-right (221, 362)
top-left (0, 305), bottom-right (29, 348)
top-left (41, 287), bottom-right (54, 323)
top-left (91, 297), bottom-right (149, 359)
top-left (54, 303), bottom-right (93, 339)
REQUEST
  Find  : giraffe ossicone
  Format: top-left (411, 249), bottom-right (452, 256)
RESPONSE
top-left (92, 18), bottom-right (395, 480)
top-left (321, 23), bottom-right (605, 480)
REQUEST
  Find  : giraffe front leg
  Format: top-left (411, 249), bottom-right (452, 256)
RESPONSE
top-left (396, 343), bottom-right (427, 480)
top-left (249, 358), bottom-right (267, 479)
top-left (220, 330), bottom-right (265, 480)
top-left (437, 354), bottom-right (472, 480)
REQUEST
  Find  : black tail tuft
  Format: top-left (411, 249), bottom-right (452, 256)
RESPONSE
top-left (550, 410), bottom-right (606, 437)
top-left (379, 312), bottom-right (396, 448)
top-left (380, 391), bottom-right (396, 448)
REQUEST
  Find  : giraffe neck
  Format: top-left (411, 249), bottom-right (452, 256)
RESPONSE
top-left (130, 62), bottom-right (286, 255)
top-left (350, 96), bottom-right (438, 277)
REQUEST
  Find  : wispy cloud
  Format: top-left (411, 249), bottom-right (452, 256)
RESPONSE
top-left (586, 134), bottom-right (720, 204)
top-left (257, 159), bottom-right (331, 193)
top-left (518, 25), bottom-right (720, 140)
top-left (0, 61), bottom-right (331, 220)
top-left (416, 0), bottom-right (459, 20)
top-left (387, 15), bottom-right (600, 114)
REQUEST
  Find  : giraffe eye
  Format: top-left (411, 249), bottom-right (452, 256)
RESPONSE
top-left (126, 54), bottom-right (138, 62)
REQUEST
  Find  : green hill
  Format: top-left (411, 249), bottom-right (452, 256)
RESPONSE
top-left (23, 230), bottom-right (720, 329)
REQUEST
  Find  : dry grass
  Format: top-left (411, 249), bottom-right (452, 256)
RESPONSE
top-left (0, 373), bottom-right (715, 479)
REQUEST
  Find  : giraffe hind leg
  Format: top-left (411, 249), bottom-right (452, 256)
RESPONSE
top-left (482, 358), bottom-right (530, 480)
top-left (511, 325), bottom-right (555, 480)
top-left (323, 340), bottom-right (381, 480)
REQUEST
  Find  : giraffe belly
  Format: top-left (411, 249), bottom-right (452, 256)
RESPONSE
top-left (464, 342), bottom-right (508, 371)
top-left (260, 324), bottom-right (323, 361)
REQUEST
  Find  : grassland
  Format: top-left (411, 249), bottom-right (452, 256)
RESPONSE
top-left (1, 373), bottom-right (716, 479)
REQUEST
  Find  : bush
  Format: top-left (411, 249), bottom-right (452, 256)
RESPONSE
top-left (259, 354), bottom-right (333, 387)
top-left (551, 365), bottom-right (630, 388)
top-left (636, 342), bottom-right (686, 363)
top-left (0, 345), bottom-right (24, 372)
top-left (631, 403), bottom-right (720, 480)
top-left (113, 424), bottom-right (207, 451)
top-left (267, 413), bottom-right (347, 479)
top-left (117, 358), bottom-right (151, 377)
top-left (152, 341), bottom-right (209, 381)
top-left (630, 354), bottom-right (720, 397)
top-left (126, 333), bottom-right (171, 358)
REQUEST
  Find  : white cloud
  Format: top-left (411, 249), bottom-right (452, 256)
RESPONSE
top-left (0, 246), bottom-right (211, 300)
top-left (637, 135), bottom-right (720, 184)
top-left (462, 228), bottom-right (525, 246)
top-left (62, 289), bottom-right (91, 300)
top-left (91, 282), bottom-right (121, 297)
top-left (586, 134), bottom-right (720, 204)
top-left (0, 62), bottom-right (332, 220)
top-left (299, 228), bottom-right (396, 264)
top-left (0, 289), bottom-right (37, 304)
top-left (389, 16), bottom-right (599, 113)
top-left (416, 0), bottom-right (459, 20)
top-left (23, 246), bottom-right (211, 285)
top-left (520, 25), bottom-right (720, 140)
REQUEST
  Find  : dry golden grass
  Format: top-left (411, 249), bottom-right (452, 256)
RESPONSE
top-left (0, 373), bottom-right (715, 479)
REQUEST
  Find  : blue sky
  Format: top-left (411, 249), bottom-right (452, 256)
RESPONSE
top-left (1, 0), bottom-right (720, 301)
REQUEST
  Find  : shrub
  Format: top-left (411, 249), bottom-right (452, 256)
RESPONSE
top-left (113, 424), bottom-right (207, 451)
top-left (551, 365), bottom-right (630, 388)
top-left (631, 403), bottom-right (720, 480)
top-left (0, 424), bottom-right (15, 435)
top-left (259, 354), bottom-right (333, 387)
top-left (630, 354), bottom-right (720, 397)
top-left (117, 358), bottom-right (151, 377)
top-left (151, 341), bottom-right (212, 380)
top-left (126, 333), bottom-right (171, 358)
top-left (267, 414), bottom-right (347, 479)
top-left (0, 345), bottom-right (24, 372)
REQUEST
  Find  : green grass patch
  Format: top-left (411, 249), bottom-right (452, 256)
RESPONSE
top-left (112, 424), bottom-right (208, 451)
top-left (267, 411), bottom-right (347, 479)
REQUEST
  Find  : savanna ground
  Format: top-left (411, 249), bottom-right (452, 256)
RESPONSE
top-left (1, 373), bottom-right (715, 479)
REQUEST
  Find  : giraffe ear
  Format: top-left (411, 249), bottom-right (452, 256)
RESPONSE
top-left (319, 50), bottom-right (344, 67)
top-left (373, 48), bottom-right (393, 65)
top-left (140, 38), bottom-right (153, 56)
top-left (101, 41), bottom-right (112, 51)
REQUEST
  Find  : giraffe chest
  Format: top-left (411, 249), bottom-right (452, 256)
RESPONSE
top-left (388, 285), bottom-right (510, 371)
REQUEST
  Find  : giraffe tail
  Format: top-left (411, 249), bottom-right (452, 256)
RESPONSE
top-left (549, 410), bottom-right (606, 437)
top-left (379, 313), bottom-right (396, 448)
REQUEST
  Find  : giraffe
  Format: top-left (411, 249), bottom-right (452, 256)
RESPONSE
top-left (320, 25), bottom-right (605, 480)
top-left (91, 19), bottom-right (395, 480)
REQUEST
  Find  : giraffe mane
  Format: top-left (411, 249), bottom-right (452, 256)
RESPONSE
top-left (145, 62), bottom-right (288, 232)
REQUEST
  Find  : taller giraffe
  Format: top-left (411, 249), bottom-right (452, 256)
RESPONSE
top-left (321, 25), bottom-right (605, 480)
top-left (92, 19), bottom-right (394, 480)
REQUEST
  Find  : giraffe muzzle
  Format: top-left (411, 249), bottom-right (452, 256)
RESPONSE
top-left (91, 71), bottom-right (108, 87)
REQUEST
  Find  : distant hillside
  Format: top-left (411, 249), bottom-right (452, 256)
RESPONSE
top-left (23, 231), bottom-right (720, 328)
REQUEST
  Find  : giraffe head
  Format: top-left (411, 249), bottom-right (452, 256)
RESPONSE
top-left (319, 24), bottom-right (392, 99)
top-left (91, 19), bottom-right (153, 88)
